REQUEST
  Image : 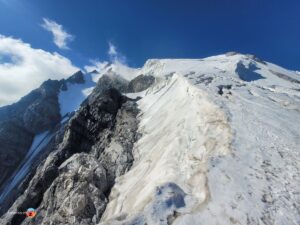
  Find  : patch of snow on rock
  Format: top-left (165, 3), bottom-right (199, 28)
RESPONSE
top-left (58, 72), bottom-right (96, 116)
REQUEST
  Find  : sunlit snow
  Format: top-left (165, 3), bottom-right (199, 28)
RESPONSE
top-left (100, 53), bottom-right (300, 225)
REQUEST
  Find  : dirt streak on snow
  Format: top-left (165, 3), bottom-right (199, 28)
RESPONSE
top-left (101, 73), bottom-right (232, 224)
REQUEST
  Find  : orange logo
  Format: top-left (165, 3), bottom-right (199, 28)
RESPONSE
top-left (26, 208), bottom-right (36, 218)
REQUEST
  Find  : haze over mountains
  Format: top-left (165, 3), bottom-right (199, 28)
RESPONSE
top-left (0, 52), bottom-right (299, 225)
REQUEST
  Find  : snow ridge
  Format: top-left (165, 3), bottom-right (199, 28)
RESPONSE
top-left (101, 73), bottom-right (232, 224)
top-left (100, 53), bottom-right (300, 225)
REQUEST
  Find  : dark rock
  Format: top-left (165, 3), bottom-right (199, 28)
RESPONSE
top-left (0, 122), bottom-right (33, 192)
top-left (0, 83), bottom-right (139, 225)
top-left (66, 70), bottom-right (85, 84)
top-left (246, 54), bottom-right (267, 65)
top-left (0, 122), bottom-right (66, 216)
top-left (217, 85), bottom-right (232, 95)
top-left (90, 70), bottom-right (99, 74)
top-left (92, 73), bottom-right (129, 96)
top-left (195, 76), bottom-right (213, 85)
top-left (98, 99), bottom-right (139, 186)
top-left (127, 74), bottom-right (155, 93)
top-left (0, 79), bottom-right (62, 196)
top-left (269, 70), bottom-right (300, 84)
top-left (0, 69), bottom-right (91, 203)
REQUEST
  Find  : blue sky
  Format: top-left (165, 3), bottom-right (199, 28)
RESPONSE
top-left (0, 0), bottom-right (299, 69)
top-left (0, 0), bottom-right (299, 105)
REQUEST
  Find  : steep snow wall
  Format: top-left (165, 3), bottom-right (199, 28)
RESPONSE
top-left (101, 73), bottom-right (232, 224)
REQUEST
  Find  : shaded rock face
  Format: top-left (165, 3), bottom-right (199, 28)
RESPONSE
top-left (60, 71), bottom-right (85, 91)
top-left (98, 99), bottom-right (140, 187)
top-left (93, 74), bottom-right (129, 95)
top-left (65, 70), bottom-right (85, 84)
top-left (0, 122), bottom-right (33, 189)
top-left (0, 79), bottom-right (62, 195)
top-left (0, 70), bottom-right (86, 212)
top-left (127, 74), bottom-right (155, 93)
top-left (0, 79), bottom-right (62, 132)
top-left (0, 120), bottom-right (68, 216)
top-left (0, 84), bottom-right (139, 225)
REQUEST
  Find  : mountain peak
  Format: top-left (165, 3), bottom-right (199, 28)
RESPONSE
top-left (65, 70), bottom-right (85, 84)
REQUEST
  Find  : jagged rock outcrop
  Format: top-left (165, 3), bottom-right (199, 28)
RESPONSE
top-left (66, 70), bottom-right (85, 84)
top-left (26, 153), bottom-right (109, 225)
top-left (0, 81), bottom-right (139, 225)
top-left (94, 73), bottom-right (129, 94)
top-left (0, 79), bottom-right (62, 195)
top-left (98, 100), bottom-right (140, 186)
top-left (0, 79), bottom-right (62, 132)
top-left (0, 70), bottom-right (86, 214)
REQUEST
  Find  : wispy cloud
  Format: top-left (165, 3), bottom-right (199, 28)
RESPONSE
top-left (41, 18), bottom-right (74, 49)
top-left (84, 59), bottom-right (108, 73)
top-left (84, 42), bottom-right (127, 73)
top-left (0, 35), bottom-right (79, 106)
top-left (108, 41), bottom-right (127, 64)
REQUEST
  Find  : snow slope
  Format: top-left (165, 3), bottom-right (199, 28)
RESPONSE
top-left (58, 72), bottom-right (96, 116)
top-left (100, 53), bottom-right (300, 225)
top-left (101, 73), bottom-right (231, 224)
top-left (0, 131), bottom-right (53, 203)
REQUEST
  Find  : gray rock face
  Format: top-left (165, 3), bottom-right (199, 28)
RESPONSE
top-left (65, 70), bottom-right (85, 84)
top-left (0, 122), bottom-right (33, 189)
top-left (0, 79), bottom-right (62, 196)
top-left (98, 100), bottom-right (140, 186)
top-left (0, 70), bottom-right (85, 213)
top-left (93, 73), bottom-right (129, 95)
top-left (26, 153), bottom-right (108, 225)
top-left (0, 79), bottom-right (62, 132)
top-left (0, 82), bottom-right (139, 225)
top-left (127, 74), bottom-right (155, 93)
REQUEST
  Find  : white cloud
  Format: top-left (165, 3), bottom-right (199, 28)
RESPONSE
top-left (84, 42), bottom-right (127, 73)
top-left (0, 35), bottom-right (79, 106)
top-left (84, 59), bottom-right (109, 73)
top-left (108, 41), bottom-right (127, 64)
top-left (84, 42), bottom-right (140, 81)
top-left (41, 18), bottom-right (74, 49)
top-left (108, 42), bottom-right (117, 56)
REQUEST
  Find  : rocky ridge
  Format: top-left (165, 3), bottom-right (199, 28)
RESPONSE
top-left (0, 69), bottom-right (156, 225)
